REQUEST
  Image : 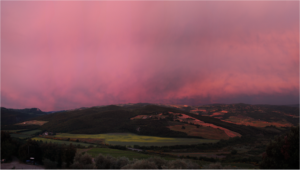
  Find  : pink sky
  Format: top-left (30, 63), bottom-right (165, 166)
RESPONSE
top-left (1, 1), bottom-right (299, 111)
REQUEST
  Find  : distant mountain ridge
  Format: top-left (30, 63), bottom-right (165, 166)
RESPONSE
top-left (284, 104), bottom-right (299, 108)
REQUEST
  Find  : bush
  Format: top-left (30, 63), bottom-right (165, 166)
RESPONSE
top-left (71, 152), bottom-right (94, 169)
top-left (203, 162), bottom-right (236, 169)
top-left (147, 157), bottom-right (167, 169)
top-left (116, 157), bottom-right (130, 168)
top-left (43, 159), bottom-right (57, 169)
top-left (94, 154), bottom-right (131, 169)
top-left (163, 159), bottom-right (200, 169)
top-left (94, 154), bottom-right (110, 169)
top-left (231, 149), bottom-right (237, 155)
top-left (260, 125), bottom-right (299, 169)
top-left (121, 159), bottom-right (157, 169)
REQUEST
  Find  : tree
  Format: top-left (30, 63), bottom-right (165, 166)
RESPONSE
top-left (1, 141), bottom-right (17, 161)
top-left (71, 152), bottom-right (94, 169)
top-left (260, 125), bottom-right (299, 169)
top-left (18, 139), bottom-right (43, 163)
top-left (43, 159), bottom-right (58, 169)
top-left (231, 149), bottom-right (237, 155)
top-left (1, 131), bottom-right (17, 161)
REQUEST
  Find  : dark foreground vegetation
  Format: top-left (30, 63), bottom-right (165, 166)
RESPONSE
top-left (2, 125), bottom-right (299, 169)
top-left (1, 131), bottom-right (76, 168)
top-left (260, 125), bottom-right (299, 169)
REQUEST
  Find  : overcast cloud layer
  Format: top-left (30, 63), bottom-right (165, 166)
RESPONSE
top-left (1, 1), bottom-right (299, 111)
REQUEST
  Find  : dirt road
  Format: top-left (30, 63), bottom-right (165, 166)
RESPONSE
top-left (1, 157), bottom-right (44, 169)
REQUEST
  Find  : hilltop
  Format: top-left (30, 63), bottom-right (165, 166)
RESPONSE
top-left (1, 107), bottom-right (47, 126)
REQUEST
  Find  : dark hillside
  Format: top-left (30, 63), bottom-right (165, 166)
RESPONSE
top-left (36, 105), bottom-right (187, 136)
top-left (1, 107), bottom-right (46, 125)
top-left (183, 112), bottom-right (277, 136)
top-left (34, 104), bottom-right (271, 137)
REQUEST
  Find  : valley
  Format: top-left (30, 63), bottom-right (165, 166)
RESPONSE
top-left (1, 103), bottom-right (299, 169)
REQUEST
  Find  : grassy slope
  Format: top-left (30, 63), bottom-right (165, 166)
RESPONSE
top-left (54, 133), bottom-right (218, 146)
top-left (85, 148), bottom-right (153, 160)
top-left (168, 124), bottom-right (229, 140)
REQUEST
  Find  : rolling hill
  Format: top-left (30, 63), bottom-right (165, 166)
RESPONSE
top-left (2, 103), bottom-right (298, 140)
top-left (1, 107), bottom-right (47, 125)
top-left (15, 103), bottom-right (294, 139)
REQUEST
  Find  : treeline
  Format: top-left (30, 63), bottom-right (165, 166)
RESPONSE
top-left (1, 131), bottom-right (20, 162)
top-left (1, 131), bottom-right (77, 168)
top-left (133, 135), bottom-right (255, 151)
top-left (18, 139), bottom-right (76, 168)
top-left (65, 153), bottom-right (200, 169)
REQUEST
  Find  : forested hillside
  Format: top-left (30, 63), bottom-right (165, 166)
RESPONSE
top-left (1, 107), bottom-right (46, 125)
top-left (32, 104), bottom-right (288, 138)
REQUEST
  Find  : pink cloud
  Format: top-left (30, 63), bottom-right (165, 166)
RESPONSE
top-left (1, 1), bottom-right (299, 111)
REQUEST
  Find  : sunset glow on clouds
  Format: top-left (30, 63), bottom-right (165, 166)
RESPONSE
top-left (1, 1), bottom-right (299, 111)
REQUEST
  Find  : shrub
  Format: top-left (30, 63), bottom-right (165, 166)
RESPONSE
top-left (95, 154), bottom-right (109, 169)
top-left (71, 152), bottom-right (94, 169)
top-left (260, 125), bottom-right (299, 169)
top-left (43, 159), bottom-right (57, 169)
top-left (231, 149), bottom-right (237, 155)
top-left (79, 153), bottom-right (93, 165)
top-left (147, 157), bottom-right (167, 169)
top-left (70, 161), bottom-right (84, 169)
top-left (94, 154), bottom-right (129, 169)
top-left (203, 162), bottom-right (236, 169)
top-left (121, 159), bottom-right (157, 169)
top-left (116, 156), bottom-right (130, 168)
top-left (163, 159), bottom-right (200, 169)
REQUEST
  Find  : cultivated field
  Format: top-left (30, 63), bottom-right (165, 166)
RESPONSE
top-left (20, 129), bottom-right (42, 135)
top-left (10, 133), bottom-right (31, 139)
top-left (223, 116), bottom-right (294, 128)
top-left (168, 124), bottom-right (229, 140)
top-left (54, 133), bottom-right (219, 146)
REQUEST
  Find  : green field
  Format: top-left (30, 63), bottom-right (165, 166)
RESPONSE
top-left (55, 133), bottom-right (218, 146)
top-left (11, 133), bottom-right (31, 139)
top-left (3, 129), bottom-right (27, 133)
top-left (20, 129), bottom-right (42, 135)
top-left (84, 148), bottom-right (153, 160)
top-left (31, 137), bottom-right (96, 147)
